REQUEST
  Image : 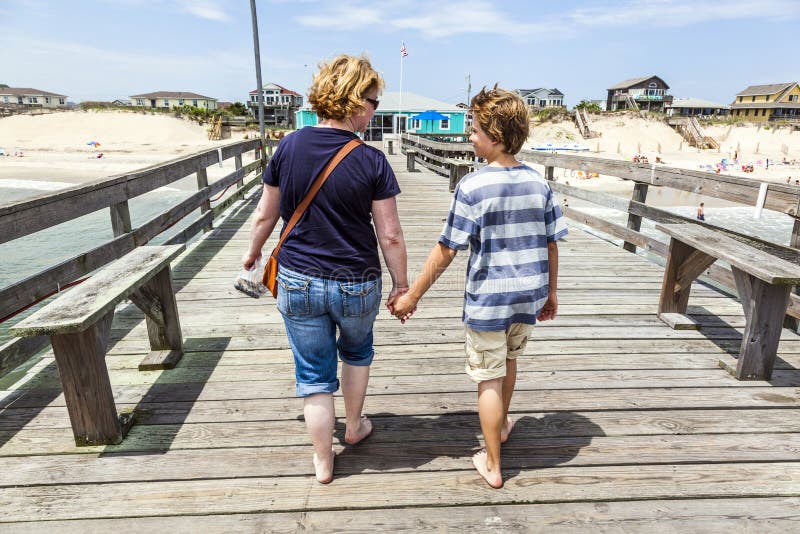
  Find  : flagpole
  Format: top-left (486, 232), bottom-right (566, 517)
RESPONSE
top-left (398, 45), bottom-right (404, 134)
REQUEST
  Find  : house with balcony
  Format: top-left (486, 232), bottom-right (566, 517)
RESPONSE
top-left (666, 98), bottom-right (729, 118)
top-left (730, 82), bottom-right (800, 123)
top-left (248, 83), bottom-right (304, 128)
top-left (606, 76), bottom-right (672, 112)
top-left (515, 88), bottom-right (564, 110)
top-left (0, 87), bottom-right (68, 108)
top-left (129, 92), bottom-right (217, 110)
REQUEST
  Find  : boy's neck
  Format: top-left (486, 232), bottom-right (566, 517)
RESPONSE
top-left (486, 151), bottom-right (521, 168)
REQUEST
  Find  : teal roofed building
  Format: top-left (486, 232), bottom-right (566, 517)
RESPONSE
top-left (295, 91), bottom-right (467, 141)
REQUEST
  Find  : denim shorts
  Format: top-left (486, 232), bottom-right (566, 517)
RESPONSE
top-left (276, 266), bottom-right (382, 397)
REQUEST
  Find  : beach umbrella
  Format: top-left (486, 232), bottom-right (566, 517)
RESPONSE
top-left (86, 140), bottom-right (101, 147)
top-left (409, 110), bottom-right (450, 133)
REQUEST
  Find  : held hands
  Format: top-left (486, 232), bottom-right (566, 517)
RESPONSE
top-left (536, 293), bottom-right (558, 322)
top-left (390, 292), bottom-right (418, 324)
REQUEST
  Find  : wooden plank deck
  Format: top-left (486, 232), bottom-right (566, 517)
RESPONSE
top-left (2, 149), bottom-right (800, 531)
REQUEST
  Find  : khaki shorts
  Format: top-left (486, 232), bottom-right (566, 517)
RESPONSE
top-left (464, 323), bottom-right (534, 383)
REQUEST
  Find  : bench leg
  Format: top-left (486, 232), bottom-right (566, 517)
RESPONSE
top-left (734, 273), bottom-right (791, 380)
top-left (658, 238), bottom-right (696, 317)
top-left (130, 266), bottom-right (184, 371)
top-left (49, 311), bottom-right (134, 446)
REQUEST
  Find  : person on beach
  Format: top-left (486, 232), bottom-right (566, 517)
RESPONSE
top-left (242, 54), bottom-right (409, 484)
top-left (697, 202), bottom-right (705, 221)
top-left (390, 86), bottom-right (567, 488)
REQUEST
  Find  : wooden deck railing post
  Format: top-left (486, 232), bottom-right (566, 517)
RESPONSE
top-left (109, 201), bottom-right (132, 237)
top-left (449, 161), bottom-right (471, 192)
top-left (406, 149), bottom-right (417, 172)
top-left (235, 154), bottom-right (244, 188)
top-left (195, 168), bottom-right (213, 232)
top-left (545, 165), bottom-right (555, 182)
top-left (387, 139), bottom-right (394, 155)
top-left (623, 183), bottom-right (649, 252)
top-left (785, 218), bottom-right (800, 331)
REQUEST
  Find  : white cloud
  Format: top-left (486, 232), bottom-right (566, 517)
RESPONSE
top-left (569, 0), bottom-right (800, 27)
top-left (292, 0), bottom-right (800, 40)
top-left (174, 0), bottom-right (230, 22)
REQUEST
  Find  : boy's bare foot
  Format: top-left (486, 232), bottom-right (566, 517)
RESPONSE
top-left (313, 450), bottom-right (334, 484)
top-left (344, 415), bottom-right (373, 445)
top-left (472, 450), bottom-right (503, 488)
top-left (500, 416), bottom-right (515, 444)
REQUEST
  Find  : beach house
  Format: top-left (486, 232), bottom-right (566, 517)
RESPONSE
top-left (295, 92), bottom-right (467, 141)
top-left (606, 76), bottom-right (673, 112)
top-left (0, 87), bottom-right (68, 108)
top-left (666, 98), bottom-right (729, 118)
top-left (129, 92), bottom-right (218, 110)
top-left (730, 83), bottom-right (800, 123)
top-left (248, 83), bottom-right (304, 129)
top-left (515, 88), bottom-right (565, 110)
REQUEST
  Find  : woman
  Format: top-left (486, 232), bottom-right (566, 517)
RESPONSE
top-left (242, 55), bottom-right (408, 484)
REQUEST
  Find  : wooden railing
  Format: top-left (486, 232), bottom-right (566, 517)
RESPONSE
top-left (0, 138), bottom-right (277, 376)
top-left (400, 134), bottom-right (800, 321)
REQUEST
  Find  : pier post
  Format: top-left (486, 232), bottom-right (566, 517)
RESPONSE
top-left (109, 201), bottom-right (132, 237)
top-left (449, 161), bottom-right (471, 192)
top-left (623, 183), bottom-right (649, 253)
top-left (406, 150), bottom-right (417, 172)
top-left (545, 166), bottom-right (555, 182)
top-left (387, 139), bottom-right (394, 155)
top-left (195, 168), bottom-right (213, 232)
top-left (235, 154), bottom-right (244, 188)
top-left (785, 218), bottom-right (800, 332)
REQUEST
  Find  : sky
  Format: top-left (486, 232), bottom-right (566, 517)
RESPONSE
top-left (2, 0), bottom-right (799, 107)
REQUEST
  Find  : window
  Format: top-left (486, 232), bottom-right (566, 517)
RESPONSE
top-left (28, 97), bottom-right (38, 103)
top-left (411, 119), bottom-right (421, 130)
top-left (45, 97), bottom-right (51, 104)
top-left (178, 99), bottom-right (184, 106)
top-left (762, 108), bottom-right (767, 116)
top-left (59, 98), bottom-right (65, 105)
top-left (163, 100), bottom-right (170, 107)
top-left (648, 82), bottom-right (657, 88)
top-left (752, 96), bottom-right (756, 102)
top-left (745, 110), bottom-right (749, 116)
top-left (439, 118), bottom-right (450, 130)
top-left (192, 100), bottom-right (198, 106)
top-left (136, 98), bottom-right (144, 105)
top-left (2, 96), bottom-right (8, 103)
top-left (739, 96), bottom-right (743, 102)
top-left (789, 95), bottom-right (799, 102)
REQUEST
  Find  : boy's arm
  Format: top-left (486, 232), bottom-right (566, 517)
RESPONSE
top-left (392, 242), bottom-right (458, 321)
top-left (537, 241), bottom-right (559, 321)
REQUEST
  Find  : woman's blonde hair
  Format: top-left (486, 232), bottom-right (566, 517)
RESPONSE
top-left (471, 85), bottom-right (530, 155)
top-left (308, 54), bottom-right (384, 121)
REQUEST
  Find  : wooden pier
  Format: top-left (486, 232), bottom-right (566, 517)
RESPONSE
top-left (2, 147), bottom-right (800, 530)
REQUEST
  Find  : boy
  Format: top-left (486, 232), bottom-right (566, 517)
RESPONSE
top-left (391, 86), bottom-right (567, 488)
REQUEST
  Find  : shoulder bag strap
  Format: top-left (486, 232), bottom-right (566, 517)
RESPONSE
top-left (271, 138), bottom-right (363, 255)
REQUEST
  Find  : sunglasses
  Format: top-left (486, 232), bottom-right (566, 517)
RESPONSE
top-left (364, 97), bottom-right (380, 110)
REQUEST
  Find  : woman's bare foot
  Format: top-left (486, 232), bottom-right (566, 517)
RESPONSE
top-left (313, 449), bottom-right (334, 484)
top-left (472, 450), bottom-right (503, 488)
top-left (344, 415), bottom-right (373, 445)
top-left (500, 416), bottom-right (515, 444)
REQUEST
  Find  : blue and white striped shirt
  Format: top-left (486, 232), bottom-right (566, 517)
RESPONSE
top-left (439, 164), bottom-right (568, 331)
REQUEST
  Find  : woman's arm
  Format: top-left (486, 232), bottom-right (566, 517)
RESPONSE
top-left (242, 184), bottom-right (281, 269)
top-left (372, 196), bottom-right (408, 304)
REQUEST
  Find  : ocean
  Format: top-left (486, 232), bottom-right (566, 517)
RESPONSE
top-left (0, 181), bottom-right (202, 347)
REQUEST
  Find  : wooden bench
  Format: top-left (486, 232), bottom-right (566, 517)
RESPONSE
top-left (10, 245), bottom-right (185, 446)
top-left (656, 223), bottom-right (800, 380)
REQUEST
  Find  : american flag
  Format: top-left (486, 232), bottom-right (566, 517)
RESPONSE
top-left (400, 42), bottom-right (408, 58)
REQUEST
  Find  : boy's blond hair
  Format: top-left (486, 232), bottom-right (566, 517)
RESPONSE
top-left (308, 54), bottom-right (384, 121)
top-left (470, 85), bottom-right (529, 155)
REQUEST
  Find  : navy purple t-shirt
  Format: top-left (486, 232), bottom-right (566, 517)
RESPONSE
top-left (263, 127), bottom-right (401, 282)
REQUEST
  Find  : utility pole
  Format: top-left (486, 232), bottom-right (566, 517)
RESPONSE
top-left (250, 0), bottom-right (265, 142)
top-left (466, 74), bottom-right (471, 106)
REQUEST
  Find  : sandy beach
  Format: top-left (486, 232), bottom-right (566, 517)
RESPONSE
top-left (2, 109), bottom-right (798, 210)
top-left (0, 110), bottom-right (252, 195)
